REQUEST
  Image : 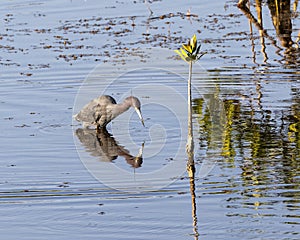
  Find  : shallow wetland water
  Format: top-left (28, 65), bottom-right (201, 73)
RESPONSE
top-left (0, 0), bottom-right (299, 239)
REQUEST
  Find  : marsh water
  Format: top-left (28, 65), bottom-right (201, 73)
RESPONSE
top-left (1, 0), bottom-right (299, 239)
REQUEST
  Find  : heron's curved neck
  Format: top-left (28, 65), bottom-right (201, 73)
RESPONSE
top-left (113, 100), bottom-right (131, 117)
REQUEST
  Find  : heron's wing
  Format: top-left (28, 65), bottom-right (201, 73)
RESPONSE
top-left (75, 95), bottom-right (117, 127)
top-left (93, 104), bottom-right (111, 127)
top-left (92, 104), bottom-right (103, 123)
top-left (75, 100), bottom-right (99, 124)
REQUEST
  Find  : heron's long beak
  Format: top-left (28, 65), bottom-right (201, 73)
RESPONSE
top-left (135, 108), bottom-right (145, 127)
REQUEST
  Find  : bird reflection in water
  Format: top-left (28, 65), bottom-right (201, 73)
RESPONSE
top-left (75, 128), bottom-right (144, 168)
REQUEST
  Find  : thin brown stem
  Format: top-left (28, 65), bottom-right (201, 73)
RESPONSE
top-left (187, 62), bottom-right (194, 153)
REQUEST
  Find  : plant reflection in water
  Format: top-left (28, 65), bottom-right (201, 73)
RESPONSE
top-left (238, 0), bottom-right (300, 65)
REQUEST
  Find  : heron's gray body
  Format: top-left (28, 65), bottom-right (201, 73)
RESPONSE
top-left (75, 95), bottom-right (144, 129)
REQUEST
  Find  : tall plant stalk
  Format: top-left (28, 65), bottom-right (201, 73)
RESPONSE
top-left (174, 34), bottom-right (205, 153)
top-left (175, 34), bottom-right (205, 240)
top-left (187, 61), bottom-right (194, 153)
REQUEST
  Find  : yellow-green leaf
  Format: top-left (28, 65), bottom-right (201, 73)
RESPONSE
top-left (180, 47), bottom-right (189, 58)
top-left (174, 49), bottom-right (187, 62)
top-left (182, 43), bottom-right (192, 53)
top-left (190, 34), bottom-right (197, 51)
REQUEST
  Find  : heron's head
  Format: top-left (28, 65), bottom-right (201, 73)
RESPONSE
top-left (125, 96), bottom-right (145, 127)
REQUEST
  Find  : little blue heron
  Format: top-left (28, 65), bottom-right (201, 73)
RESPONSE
top-left (74, 95), bottom-right (144, 129)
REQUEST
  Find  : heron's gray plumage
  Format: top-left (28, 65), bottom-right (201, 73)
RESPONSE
top-left (75, 95), bottom-right (144, 129)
